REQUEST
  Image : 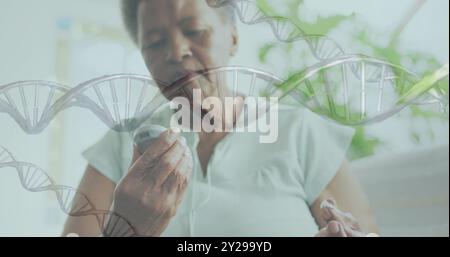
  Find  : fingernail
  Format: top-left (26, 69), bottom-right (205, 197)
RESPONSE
top-left (329, 222), bottom-right (340, 234)
top-left (338, 224), bottom-right (347, 237)
top-left (327, 199), bottom-right (336, 206)
top-left (168, 129), bottom-right (180, 141)
top-left (323, 207), bottom-right (332, 220)
top-left (320, 200), bottom-right (334, 210)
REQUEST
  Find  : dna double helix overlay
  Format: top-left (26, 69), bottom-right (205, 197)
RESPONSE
top-left (0, 146), bottom-right (138, 237)
top-left (0, 74), bottom-right (167, 134)
top-left (276, 55), bottom-right (449, 125)
top-left (0, 0), bottom-right (447, 133)
top-left (1, 60), bottom-right (447, 133)
top-left (0, 0), bottom-right (448, 236)
top-left (207, 0), bottom-right (346, 61)
top-left (0, 67), bottom-right (287, 134)
top-left (207, 0), bottom-right (449, 106)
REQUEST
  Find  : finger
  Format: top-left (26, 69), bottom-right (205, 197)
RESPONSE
top-left (151, 139), bottom-right (188, 186)
top-left (162, 149), bottom-right (193, 192)
top-left (175, 154), bottom-right (193, 207)
top-left (131, 145), bottom-right (141, 164)
top-left (142, 129), bottom-right (180, 164)
top-left (344, 228), bottom-right (367, 237)
top-left (175, 178), bottom-right (190, 207)
top-left (124, 145), bottom-right (143, 177)
top-left (320, 199), bottom-right (340, 226)
top-left (127, 146), bottom-right (148, 178)
top-left (130, 129), bottom-right (180, 176)
top-left (321, 199), bottom-right (361, 232)
top-left (329, 207), bottom-right (361, 232)
top-left (176, 148), bottom-right (194, 180)
top-left (314, 227), bottom-right (328, 237)
top-left (315, 221), bottom-right (346, 237)
top-left (327, 221), bottom-right (347, 237)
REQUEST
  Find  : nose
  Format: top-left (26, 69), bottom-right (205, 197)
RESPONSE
top-left (166, 32), bottom-right (192, 64)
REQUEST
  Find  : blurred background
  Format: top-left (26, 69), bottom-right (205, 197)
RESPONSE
top-left (0, 0), bottom-right (448, 236)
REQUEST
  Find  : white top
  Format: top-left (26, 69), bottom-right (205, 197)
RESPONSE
top-left (82, 103), bottom-right (355, 236)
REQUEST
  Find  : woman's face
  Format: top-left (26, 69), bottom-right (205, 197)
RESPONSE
top-left (137, 0), bottom-right (238, 103)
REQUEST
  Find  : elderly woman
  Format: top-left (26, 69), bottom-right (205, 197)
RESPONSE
top-left (63, 0), bottom-right (378, 237)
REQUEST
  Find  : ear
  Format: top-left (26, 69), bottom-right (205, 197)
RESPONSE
top-left (229, 25), bottom-right (239, 56)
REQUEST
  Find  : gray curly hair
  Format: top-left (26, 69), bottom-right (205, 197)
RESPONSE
top-left (121, 0), bottom-right (236, 44)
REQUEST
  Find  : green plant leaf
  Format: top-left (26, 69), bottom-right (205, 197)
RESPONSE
top-left (258, 43), bottom-right (277, 63)
top-left (398, 63), bottom-right (449, 104)
top-left (348, 127), bottom-right (381, 160)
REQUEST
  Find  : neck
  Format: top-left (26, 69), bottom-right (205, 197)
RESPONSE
top-left (199, 93), bottom-right (245, 142)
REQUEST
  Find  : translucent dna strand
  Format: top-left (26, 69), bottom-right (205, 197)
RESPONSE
top-left (165, 59), bottom-right (447, 126)
top-left (164, 66), bottom-right (284, 129)
top-left (0, 66), bottom-right (288, 134)
top-left (276, 54), bottom-right (449, 125)
top-left (0, 146), bottom-right (138, 236)
top-left (400, 63), bottom-right (449, 112)
top-left (1, 62), bottom-right (447, 134)
top-left (166, 66), bottom-right (284, 99)
top-left (0, 81), bottom-right (72, 133)
top-left (0, 75), bottom-right (169, 134)
top-left (48, 74), bottom-right (170, 133)
top-left (207, 0), bottom-right (449, 105)
top-left (207, 0), bottom-right (345, 61)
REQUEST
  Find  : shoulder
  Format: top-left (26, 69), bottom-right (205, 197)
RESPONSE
top-left (275, 103), bottom-right (311, 132)
top-left (274, 103), bottom-right (355, 147)
top-left (276, 103), bottom-right (354, 132)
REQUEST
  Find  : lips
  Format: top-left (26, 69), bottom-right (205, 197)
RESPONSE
top-left (161, 69), bottom-right (209, 98)
top-left (171, 69), bottom-right (207, 85)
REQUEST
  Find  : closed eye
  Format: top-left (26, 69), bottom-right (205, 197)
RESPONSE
top-left (144, 40), bottom-right (166, 50)
top-left (184, 29), bottom-right (207, 38)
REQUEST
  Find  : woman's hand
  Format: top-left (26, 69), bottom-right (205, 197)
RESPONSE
top-left (109, 129), bottom-right (193, 236)
top-left (310, 162), bottom-right (379, 237)
top-left (315, 199), bottom-right (377, 237)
